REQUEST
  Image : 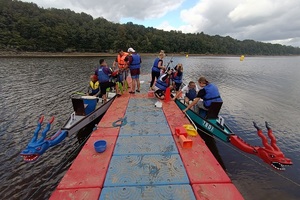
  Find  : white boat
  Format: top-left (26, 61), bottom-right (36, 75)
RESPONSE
top-left (61, 93), bottom-right (116, 135)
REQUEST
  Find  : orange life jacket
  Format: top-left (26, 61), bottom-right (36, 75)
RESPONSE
top-left (117, 52), bottom-right (128, 69)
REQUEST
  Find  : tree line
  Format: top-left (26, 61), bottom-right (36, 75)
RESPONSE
top-left (1, 0), bottom-right (300, 55)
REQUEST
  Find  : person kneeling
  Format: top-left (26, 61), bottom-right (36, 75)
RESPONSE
top-left (153, 68), bottom-right (173, 100)
top-left (173, 81), bottom-right (200, 104)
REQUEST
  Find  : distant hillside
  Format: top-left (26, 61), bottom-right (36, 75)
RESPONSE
top-left (1, 0), bottom-right (300, 55)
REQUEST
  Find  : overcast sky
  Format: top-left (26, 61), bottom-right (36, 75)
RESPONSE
top-left (21, 0), bottom-right (300, 47)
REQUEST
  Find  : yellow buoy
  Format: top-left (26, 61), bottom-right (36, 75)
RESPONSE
top-left (186, 54), bottom-right (189, 58)
top-left (240, 55), bottom-right (245, 61)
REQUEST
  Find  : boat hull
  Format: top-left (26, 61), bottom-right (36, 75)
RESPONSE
top-left (62, 96), bottom-right (115, 135)
top-left (175, 99), bottom-right (234, 142)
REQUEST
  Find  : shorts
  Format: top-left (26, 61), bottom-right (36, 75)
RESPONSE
top-left (100, 82), bottom-right (115, 96)
top-left (154, 89), bottom-right (164, 98)
top-left (174, 82), bottom-right (182, 91)
top-left (130, 68), bottom-right (140, 79)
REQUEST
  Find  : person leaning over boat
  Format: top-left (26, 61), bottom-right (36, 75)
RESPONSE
top-left (125, 47), bottom-right (142, 94)
top-left (112, 49), bottom-right (129, 87)
top-left (172, 63), bottom-right (183, 95)
top-left (87, 74), bottom-right (100, 97)
top-left (172, 81), bottom-right (200, 104)
top-left (95, 59), bottom-right (121, 102)
top-left (153, 68), bottom-right (173, 100)
top-left (150, 51), bottom-right (166, 90)
top-left (182, 76), bottom-right (222, 112)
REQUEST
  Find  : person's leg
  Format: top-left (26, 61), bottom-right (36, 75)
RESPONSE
top-left (132, 78), bottom-right (136, 92)
top-left (150, 71), bottom-right (156, 88)
top-left (136, 73), bottom-right (140, 92)
top-left (100, 84), bottom-right (106, 103)
top-left (197, 101), bottom-right (208, 110)
top-left (184, 97), bottom-right (189, 104)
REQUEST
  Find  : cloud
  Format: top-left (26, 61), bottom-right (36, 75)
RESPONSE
top-left (26, 0), bottom-right (184, 22)
top-left (20, 0), bottom-right (300, 47)
top-left (179, 0), bottom-right (300, 46)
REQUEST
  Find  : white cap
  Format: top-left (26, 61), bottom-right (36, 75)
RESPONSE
top-left (127, 47), bottom-right (135, 52)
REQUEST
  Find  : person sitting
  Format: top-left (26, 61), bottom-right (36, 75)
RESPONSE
top-left (172, 63), bottom-right (183, 95)
top-left (153, 68), bottom-right (173, 100)
top-left (182, 76), bottom-right (222, 113)
top-left (87, 75), bottom-right (100, 97)
top-left (172, 81), bottom-right (200, 104)
top-left (95, 59), bottom-right (121, 102)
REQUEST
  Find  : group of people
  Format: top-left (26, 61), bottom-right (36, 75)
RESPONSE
top-left (149, 50), bottom-right (222, 113)
top-left (87, 47), bottom-right (142, 102)
top-left (87, 48), bottom-right (223, 113)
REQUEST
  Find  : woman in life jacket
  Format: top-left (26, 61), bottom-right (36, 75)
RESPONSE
top-left (150, 50), bottom-right (166, 90)
top-left (153, 68), bottom-right (173, 100)
top-left (172, 63), bottom-right (183, 95)
top-left (87, 75), bottom-right (100, 97)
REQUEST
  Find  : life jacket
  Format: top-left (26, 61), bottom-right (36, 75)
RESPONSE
top-left (203, 83), bottom-right (222, 107)
top-left (129, 54), bottom-right (141, 70)
top-left (186, 88), bottom-right (197, 100)
top-left (97, 66), bottom-right (110, 82)
top-left (173, 71), bottom-right (183, 83)
top-left (117, 52), bottom-right (128, 69)
top-left (155, 74), bottom-right (169, 91)
top-left (89, 81), bottom-right (100, 95)
top-left (152, 58), bottom-right (162, 72)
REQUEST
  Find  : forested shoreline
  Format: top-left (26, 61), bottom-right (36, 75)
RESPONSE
top-left (1, 0), bottom-right (300, 55)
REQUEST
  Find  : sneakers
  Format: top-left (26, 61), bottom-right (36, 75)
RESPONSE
top-left (129, 91), bottom-right (135, 94)
top-left (136, 90), bottom-right (140, 93)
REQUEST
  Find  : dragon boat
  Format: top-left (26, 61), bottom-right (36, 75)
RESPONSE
top-left (20, 93), bottom-right (116, 162)
top-left (174, 98), bottom-right (293, 171)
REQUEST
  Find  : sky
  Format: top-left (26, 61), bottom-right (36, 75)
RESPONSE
top-left (20, 0), bottom-right (300, 47)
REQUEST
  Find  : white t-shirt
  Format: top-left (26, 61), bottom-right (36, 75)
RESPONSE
top-left (181, 85), bottom-right (200, 96)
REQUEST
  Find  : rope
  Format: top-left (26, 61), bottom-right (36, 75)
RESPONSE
top-left (112, 117), bottom-right (127, 127)
top-left (184, 112), bottom-right (300, 188)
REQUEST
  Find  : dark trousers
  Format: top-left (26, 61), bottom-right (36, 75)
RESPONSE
top-left (150, 71), bottom-right (161, 88)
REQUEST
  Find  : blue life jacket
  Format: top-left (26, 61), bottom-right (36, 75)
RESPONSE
top-left (186, 88), bottom-right (197, 100)
top-left (155, 74), bottom-right (169, 91)
top-left (152, 58), bottom-right (161, 72)
top-left (97, 66), bottom-right (110, 82)
top-left (173, 72), bottom-right (183, 83)
top-left (129, 54), bottom-right (141, 70)
top-left (203, 83), bottom-right (222, 107)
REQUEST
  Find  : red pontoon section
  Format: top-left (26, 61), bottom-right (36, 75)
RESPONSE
top-left (50, 76), bottom-right (243, 200)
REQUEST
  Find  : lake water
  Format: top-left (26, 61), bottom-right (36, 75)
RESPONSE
top-left (0, 55), bottom-right (299, 200)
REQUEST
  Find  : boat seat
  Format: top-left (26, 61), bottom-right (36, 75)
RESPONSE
top-left (71, 98), bottom-right (86, 116)
top-left (205, 101), bottom-right (223, 119)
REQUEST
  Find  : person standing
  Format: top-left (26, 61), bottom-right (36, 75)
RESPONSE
top-left (125, 47), bottom-right (142, 94)
top-left (112, 49), bottom-right (129, 88)
top-left (150, 51), bottom-right (166, 90)
top-left (182, 76), bottom-right (222, 112)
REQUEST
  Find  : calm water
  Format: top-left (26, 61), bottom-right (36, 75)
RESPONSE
top-left (0, 56), bottom-right (300, 200)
